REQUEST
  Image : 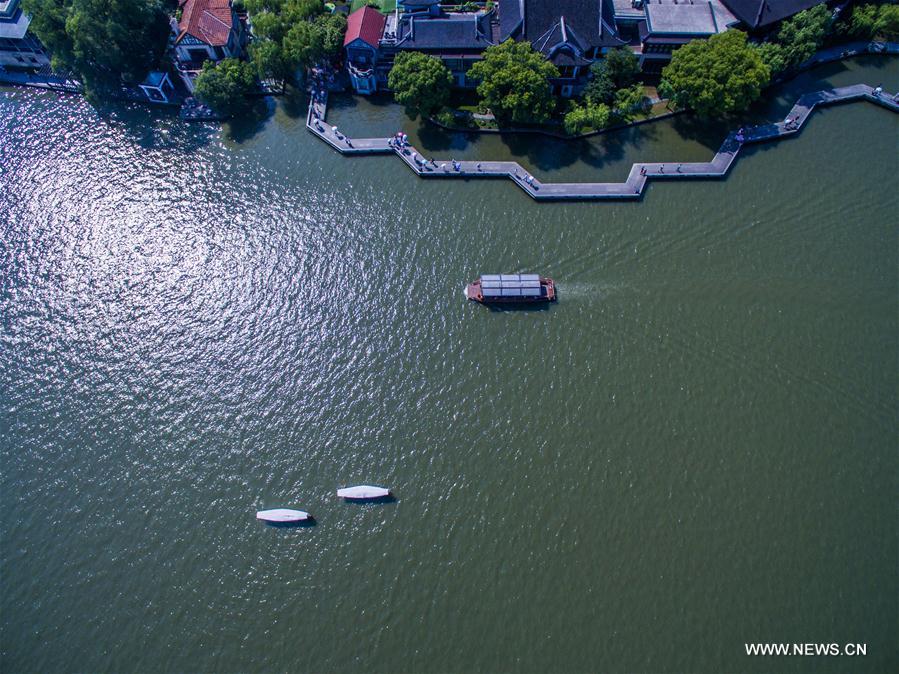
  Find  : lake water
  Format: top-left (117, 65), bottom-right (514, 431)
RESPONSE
top-left (1, 56), bottom-right (897, 673)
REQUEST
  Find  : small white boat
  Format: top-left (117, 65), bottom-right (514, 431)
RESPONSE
top-left (337, 485), bottom-right (391, 500)
top-left (256, 508), bottom-right (311, 523)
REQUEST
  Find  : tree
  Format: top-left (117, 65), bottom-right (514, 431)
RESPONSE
top-left (251, 40), bottom-right (293, 86)
top-left (21, 0), bottom-right (73, 71)
top-left (753, 42), bottom-right (788, 76)
top-left (603, 47), bottom-right (640, 88)
top-left (563, 102), bottom-right (610, 135)
top-left (613, 83), bottom-right (649, 121)
top-left (283, 12), bottom-right (346, 68)
top-left (194, 58), bottom-right (258, 115)
top-left (771, 4), bottom-right (831, 71)
top-left (877, 4), bottom-right (899, 39)
top-left (659, 30), bottom-right (770, 118)
top-left (584, 61), bottom-right (616, 105)
top-left (468, 40), bottom-right (559, 124)
top-left (315, 13), bottom-right (347, 60)
top-left (847, 3), bottom-right (899, 40)
top-left (23, 0), bottom-right (171, 95)
top-left (387, 52), bottom-right (452, 119)
top-left (250, 10), bottom-right (287, 42)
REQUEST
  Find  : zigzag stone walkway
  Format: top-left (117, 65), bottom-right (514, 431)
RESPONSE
top-left (307, 84), bottom-right (899, 201)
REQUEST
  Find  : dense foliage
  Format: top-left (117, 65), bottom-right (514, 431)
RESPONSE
top-left (387, 52), bottom-right (452, 119)
top-left (584, 48), bottom-right (640, 106)
top-left (283, 13), bottom-right (347, 66)
top-left (23, 0), bottom-right (171, 96)
top-left (755, 5), bottom-right (831, 75)
top-left (613, 83), bottom-right (649, 121)
top-left (468, 40), bottom-right (559, 124)
top-left (246, 0), bottom-right (345, 84)
top-left (194, 58), bottom-right (257, 113)
top-left (842, 1), bottom-right (899, 40)
top-left (659, 30), bottom-right (770, 118)
top-left (563, 101), bottom-right (610, 135)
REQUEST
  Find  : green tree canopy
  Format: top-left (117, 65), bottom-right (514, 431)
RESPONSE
top-left (468, 40), bottom-right (560, 124)
top-left (250, 39), bottom-right (293, 84)
top-left (612, 83), bottom-right (649, 121)
top-left (23, 0), bottom-right (171, 94)
top-left (585, 47), bottom-right (640, 106)
top-left (283, 12), bottom-right (346, 68)
top-left (387, 52), bottom-right (452, 119)
top-left (772, 5), bottom-right (831, 71)
top-left (250, 10), bottom-right (288, 42)
top-left (603, 47), bottom-right (640, 88)
top-left (845, 2), bottom-right (899, 40)
top-left (194, 58), bottom-right (257, 115)
top-left (584, 61), bottom-right (615, 105)
top-left (659, 30), bottom-right (770, 118)
top-left (563, 102), bottom-right (610, 135)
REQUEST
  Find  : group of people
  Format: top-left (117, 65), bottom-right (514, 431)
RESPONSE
top-left (388, 131), bottom-right (409, 148)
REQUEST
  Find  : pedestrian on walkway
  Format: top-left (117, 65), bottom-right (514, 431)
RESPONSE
top-left (476, 163), bottom-right (482, 172)
top-left (676, 164), bottom-right (682, 173)
top-left (640, 166), bottom-right (646, 176)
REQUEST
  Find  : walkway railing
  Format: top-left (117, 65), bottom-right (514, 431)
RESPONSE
top-left (306, 84), bottom-right (899, 201)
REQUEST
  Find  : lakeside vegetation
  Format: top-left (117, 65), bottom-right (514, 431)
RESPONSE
top-left (22, 0), bottom-right (174, 99)
top-left (389, 1), bottom-right (899, 137)
top-left (16, 0), bottom-right (898, 120)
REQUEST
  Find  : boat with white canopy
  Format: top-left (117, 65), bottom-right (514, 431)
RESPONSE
top-left (336, 485), bottom-right (391, 500)
top-left (256, 508), bottom-right (311, 523)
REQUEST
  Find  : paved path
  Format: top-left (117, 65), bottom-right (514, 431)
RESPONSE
top-left (307, 83), bottom-right (899, 201)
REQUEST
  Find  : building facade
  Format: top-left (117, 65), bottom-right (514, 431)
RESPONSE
top-left (343, 0), bottom-right (829, 95)
top-left (0, 0), bottom-right (49, 69)
top-left (173, 0), bottom-right (246, 67)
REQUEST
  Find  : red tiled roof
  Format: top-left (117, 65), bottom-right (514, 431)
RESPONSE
top-left (344, 6), bottom-right (386, 49)
top-left (176, 0), bottom-right (234, 47)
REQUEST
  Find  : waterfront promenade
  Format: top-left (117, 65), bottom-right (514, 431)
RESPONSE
top-left (307, 84), bottom-right (899, 201)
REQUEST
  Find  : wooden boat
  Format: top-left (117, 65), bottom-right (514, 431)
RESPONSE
top-left (466, 274), bottom-right (556, 304)
top-left (256, 508), bottom-right (311, 523)
top-left (337, 485), bottom-right (391, 500)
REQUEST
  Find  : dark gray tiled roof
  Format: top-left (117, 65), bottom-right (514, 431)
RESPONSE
top-left (521, 0), bottom-right (626, 53)
top-left (395, 12), bottom-right (494, 50)
top-left (720, 0), bottom-right (826, 28)
top-left (498, 0), bottom-right (523, 39)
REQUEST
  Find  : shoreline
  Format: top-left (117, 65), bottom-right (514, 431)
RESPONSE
top-left (307, 82), bottom-right (899, 201)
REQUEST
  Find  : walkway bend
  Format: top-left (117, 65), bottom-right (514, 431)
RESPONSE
top-left (306, 84), bottom-right (899, 201)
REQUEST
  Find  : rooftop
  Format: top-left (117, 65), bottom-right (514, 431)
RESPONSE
top-left (0, 0), bottom-right (28, 40)
top-left (521, 0), bottom-right (626, 53)
top-left (345, 5), bottom-right (387, 48)
top-left (646, 1), bottom-right (718, 35)
top-left (176, 0), bottom-right (234, 47)
top-left (395, 11), bottom-right (493, 51)
top-left (720, 0), bottom-right (826, 29)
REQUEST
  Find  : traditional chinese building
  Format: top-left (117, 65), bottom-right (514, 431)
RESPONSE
top-left (343, 0), bottom-right (830, 95)
top-left (173, 0), bottom-right (246, 67)
top-left (0, 0), bottom-right (49, 69)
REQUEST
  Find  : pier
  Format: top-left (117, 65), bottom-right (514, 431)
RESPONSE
top-left (307, 84), bottom-right (899, 201)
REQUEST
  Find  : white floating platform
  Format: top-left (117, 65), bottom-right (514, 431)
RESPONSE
top-left (256, 508), bottom-right (311, 523)
top-left (337, 485), bottom-right (390, 500)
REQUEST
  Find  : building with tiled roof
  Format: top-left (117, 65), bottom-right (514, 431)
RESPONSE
top-left (0, 0), bottom-right (50, 69)
top-left (720, 0), bottom-right (828, 29)
top-left (343, 0), bottom-right (832, 97)
top-left (173, 0), bottom-right (245, 67)
top-left (344, 6), bottom-right (388, 94)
